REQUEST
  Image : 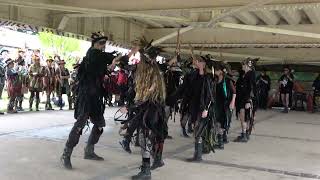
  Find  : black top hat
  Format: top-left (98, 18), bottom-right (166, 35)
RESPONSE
top-left (91, 32), bottom-right (108, 44)
top-left (5, 58), bottom-right (14, 67)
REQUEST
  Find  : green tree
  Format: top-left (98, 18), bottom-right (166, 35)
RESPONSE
top-left (38, 32), bottom-right (81, 69)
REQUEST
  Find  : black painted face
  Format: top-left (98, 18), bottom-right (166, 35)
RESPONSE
top-left (95, 40), bottom-right (106, 51)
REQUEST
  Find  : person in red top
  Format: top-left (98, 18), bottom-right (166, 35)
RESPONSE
top-left (117, 65), bottom-right (128, 106)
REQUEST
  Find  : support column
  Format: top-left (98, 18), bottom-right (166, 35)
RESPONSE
top-left (9, 5), bottom-right (19, 21)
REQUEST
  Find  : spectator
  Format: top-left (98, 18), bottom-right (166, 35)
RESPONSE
top-left (278, 66), bottom-right (294, 113)
top-left (28, 55), bottom-right (44, 111)
top-left (312, 73), bottom-right (320, 107)
top-left (43, 58), bottom-right (56, 110)
top-left (55, 60), bottom-right (72, 110)
top-left (15, 49), bottom-right (27, 111)
top-left (6, 59), bottom-right (19, 114)
top-left (0, 49), bottom-right (9, 99)
top-left (256, 68), bottom-right (271, 109)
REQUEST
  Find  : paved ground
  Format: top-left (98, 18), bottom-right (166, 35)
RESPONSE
top-left (0, 108), bottom-right (320, 180)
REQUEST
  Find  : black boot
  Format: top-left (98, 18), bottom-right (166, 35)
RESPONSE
top-left (181, 127), bottom-right (190, 138)
top-left (68, 96), bottom-right (73, 110)
top-left (214, 134), bottom-right (224, 150)
top-left (119, 137), bottom-right (132, 154)
top-left (59, 97), bottom-right (63, 110)
top-left (223, 131), bottom-right (229, 144)
top-left (187, 142), bottom-right (202, 162)
top-left (234, 133), bottom-right (248, 143)
top-left (60, 147), bottom-right (73, 169)
top-left (246, 131), bottom-right (251, 141)
top-left (35, 98), bottom-right (40, 111)
top-left (7, 100), bottom-right (17, 114)
top-left (45, 102), bottom-right (49, 110)
top-left (84, 145), bottom-right (104, 161)
top-left (49, 103), bottom-right (54, 110)
top-left (84, 126), bottom-right (104, 160)
top-left (187, 123), bottom-right (193, 134)
top-left (18, 100), bottom-right (23, 111)
top-left (132, 161), bottom-right (151, 180)
top-left (151, 153), bottom-right (164, 170)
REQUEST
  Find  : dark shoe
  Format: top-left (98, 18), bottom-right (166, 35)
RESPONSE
top-left (282, 107), bottom-right (289, 113)
top-left (7, 109), bottom-right (18, 114)
top-left (119, 138), bottom-right (132, 154)
top-left (223, 131), bottom-right (229, 144)
top-left (84, 145), bottom-right (104, 161)
top-left (151, 154), bottom-right (164, 170)
top-left (151, 159), bottom-right (164, 170)
top-left (234, 133), bottom-right (248, 143)
top-left (202, 147), bottom-right (210, 154)
top-left (187, 124), bottom-right (194, 134)
top-left (48, 103), bottom-right (54, 110)
top-left (246, 131), bottom-right (251, 141)
top-left (132, 162), bottom-right (151, 180)
top-left (214, 134), bottom-right (224, 150)
top-left (35, 100), bottom-right (40, 111)
top-left (187, 142), bottom-right (202, 162)
top-left (60, 147), bottom-right (73, 169)
top-left (166, 135), bottom-right (173, 140)
top-left (181, 128), bottom-right (190, 138)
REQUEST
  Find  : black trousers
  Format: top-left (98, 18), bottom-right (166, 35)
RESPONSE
top-left (65, 115), bottom-right (104, 149)
top-left (258, 90), bottom-right (269, 109)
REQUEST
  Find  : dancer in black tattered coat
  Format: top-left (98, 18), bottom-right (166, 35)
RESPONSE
top-left (61, 32), bottom-right (123, 169)
top-left (186, 55), bottom-right (215, 162)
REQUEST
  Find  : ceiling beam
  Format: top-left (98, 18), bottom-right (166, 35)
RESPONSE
top-left (163, 47), bottom-right (281, 62)
top-left (217, 22), bottom-right (320, 39)
top-left (236, 11), bottom-right (259, 25)
top-left (152, 0), bottom-right (276, 46)
top-left (135, 18), bottom-right (164, 28)
top-left (279, 9), bottom-right (302, 25)
top-left (159, 43), bottom-right (320, 48)
top-left (0, 0), bottom-right (191, 23)
top-left (57, 15), bottom-right (69, 30)
top-left (254, 10), bottom-right (280, 25)
top-left (221, 16), bottom-right (241, 24)
top-left (129, 2), bottom-right (320, 14)
top-left (304, 8), bottom-right (320, 24)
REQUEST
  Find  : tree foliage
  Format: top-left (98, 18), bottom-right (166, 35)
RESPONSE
top-left (38, 32), bottom-right (81, 69)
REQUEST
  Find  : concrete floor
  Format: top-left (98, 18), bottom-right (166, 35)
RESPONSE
top-left (0, 108), bottom-right (320, 180)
